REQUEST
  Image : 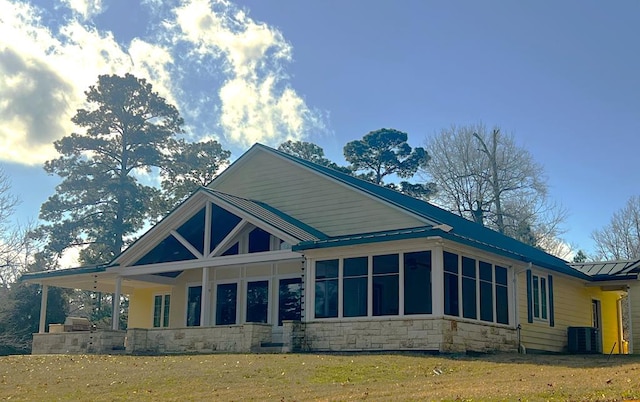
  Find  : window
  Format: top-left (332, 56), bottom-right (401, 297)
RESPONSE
top-left (372, 254), bottom-right (399, 316)
top-left (404, 251), bottom-right (432, 315)
top-left (176, 208), bottom-right (205, 254)
top-left (313, 251), bottom-right (433, 319)
top-left (278, 278), bottom-right (302, 325)
top-left (315, 260), bottom-right (338, 318)
top-left (153, 294), bottom-right (170, 328)
top-left (343, 257), bottom-right (368, 317)
top-left (532, 274), bottom-right (548, 320)
top-left (462, 256), bottom-right (477, 319)
top-left (210, 204), bottom-right (242, 252)
top-left (134, 235), bottom-right (196, 266)
top-left (479, 261), bottom-right (493, 322)
top-left (495, 266), bottom-right (509, 324)
top-left (248, 227), bottom-right (271, 253)
top-left (186, 286), bottom-right (202, 326)
top-left (444, 251), bottom-right (510, 325)
top-left (443, 251), bottom-right (459, 316)
top-left (246, 281), bottom-right (269, 323)
top-left (216, 283), bottom-right (238, 325)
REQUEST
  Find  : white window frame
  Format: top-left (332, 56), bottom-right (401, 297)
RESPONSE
top-left (185, 282), bottom-right (203, 327)
top-left (244, 277), bottom-right (271, 324)
top-left (531, 272), bottom-right (549, 322)
top-left (213, 279), bottom-right (241, 326)
top-left (310, 249), bottom-right (435, 321)
top-left (152, 292), bottom-right (171, 328)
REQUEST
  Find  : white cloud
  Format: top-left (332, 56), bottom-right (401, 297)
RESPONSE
top-left (0, 0), bottom-right (325, 165)
top-left (171, 0), bottom-right (322, 147)
top-left (0, 0), bottom-right (176, 165)
top-left (61, 0), bottom-right (104, 21)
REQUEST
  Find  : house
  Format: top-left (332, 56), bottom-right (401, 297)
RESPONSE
top-left (20, 144), bottom-right (639, 355)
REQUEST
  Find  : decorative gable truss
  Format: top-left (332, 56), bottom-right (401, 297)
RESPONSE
top-left (112, 188), bottom-right (324, 278)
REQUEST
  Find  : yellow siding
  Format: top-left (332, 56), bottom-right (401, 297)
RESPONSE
top-left (128, 287), bottom-right (171, 329)
top-left (517, 269), bottom-right (624, 354)
top-left (630, 284), bottom-right (640, 354)
top-left (212, 150), bottom-right (424, 236)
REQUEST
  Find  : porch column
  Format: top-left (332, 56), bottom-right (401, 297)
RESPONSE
top-left (200, 267), bottom-right (210, 326)
top-left (39, 284), bottom-right (48, 334)
top-left (431, 245), bottom-right (444, 316)
top-left (112, 276), bottom-right (122, 330)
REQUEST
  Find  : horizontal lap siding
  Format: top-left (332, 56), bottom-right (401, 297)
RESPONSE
top-left (128, 287), bottom-right (169, 329)
top-left (213, 151), bottom-right (423, 236)
top-left (518, 270), bottom-right (593, 352)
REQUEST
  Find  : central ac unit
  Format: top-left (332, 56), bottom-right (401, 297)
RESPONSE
top-left (567, 326), bottom-right (601, 354)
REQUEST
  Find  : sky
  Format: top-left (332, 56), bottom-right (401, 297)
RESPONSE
top-left (0, 0), bottom-right (638, 262)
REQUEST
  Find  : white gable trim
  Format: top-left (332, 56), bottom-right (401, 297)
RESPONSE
top-left (115, 189), bottom-right (305, 268)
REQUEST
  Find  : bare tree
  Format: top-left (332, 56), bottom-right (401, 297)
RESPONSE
top-left (592, 196), bottom-right (640, 260)
top-left (0, 167), bottom-right (24, 287)
top-left (422, 124), bottom-right (567, 252)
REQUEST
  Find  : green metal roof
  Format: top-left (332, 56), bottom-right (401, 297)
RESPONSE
top-left (260, 144), bottom-right (591, 281)
top-left (19, 264), bottom-right (109, 282)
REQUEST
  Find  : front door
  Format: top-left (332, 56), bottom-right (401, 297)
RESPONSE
top-left (592, 299), bottom-right (603, 353)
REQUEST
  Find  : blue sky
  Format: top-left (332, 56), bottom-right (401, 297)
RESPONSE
top-left (0, 0), bottom-right (638, 261)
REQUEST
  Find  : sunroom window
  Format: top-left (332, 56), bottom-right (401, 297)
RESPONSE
top-left (404, 251), bottom-right (432, 315)
top-left (372, 254), bottom-right (399, 316)
top-left (343, 257), bottom-right (368, 317)
top-left (443, 251), bottom-right (510, 325)
top-left (246, 280), bottom-right (269, 323)
top-left (315, 260), bottom-right (338, 318)
top-left (313, 251), bottom-right (431, 319)
top-left (216, 283), bottom-right (238, 325)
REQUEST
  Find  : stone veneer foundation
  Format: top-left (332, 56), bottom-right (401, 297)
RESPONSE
top-left (287, 318), bottom-right (517, 353)
top-left (31, 319), bottom-right (517, 355)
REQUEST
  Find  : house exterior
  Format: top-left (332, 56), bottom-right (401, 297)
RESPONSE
top-left (21, 144), bottom-right (639, 355)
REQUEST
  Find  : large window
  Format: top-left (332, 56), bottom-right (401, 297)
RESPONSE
top-left (314, 251), bottom-right (431, 319)
top-left (153, 294), bottom-right (170, 328)
top-left (372, 254), bottom-right (399, 316)
top-left (443, 251), bottom-right (510, 325)
top-left (404, 251), bottom-right (432, 315)
top-left (443, 251), bottom-right (459, 316)
top-left (461, 256), bottom-right (477, 319)
top-left (495, 266), bottom-right (509, 324)
top-left (279, 278), bottom-right (302, 325)
top-left (315, 260), bottom-right (338, 318)
top-left (216, 283), bottom-right (238, 325)
top-left (246, 280), bottom-right (269, 323)
top-left (186, 285), bottom-right (202, 326)
top-left (343, 257), bottom-right (368, 317)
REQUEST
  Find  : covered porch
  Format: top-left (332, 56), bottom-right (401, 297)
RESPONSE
top-left (23, 249), bottom-right (306, 354)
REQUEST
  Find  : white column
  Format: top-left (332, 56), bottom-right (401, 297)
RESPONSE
top-left (39, 284), bottom-right (48, 334)
top-left (431, 245), bottom-right (444, 316)
top-left (200, 267), bottom-right (210, 326)
top-left (112, 276), bottom-right (122, 330)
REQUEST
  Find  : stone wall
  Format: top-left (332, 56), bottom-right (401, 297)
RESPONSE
top-left (125, 323), bottom-right (272, 354)
top-left (293, 318), bottom-right (517, 353)
top-left (32, 330), bottom-right (126, 354)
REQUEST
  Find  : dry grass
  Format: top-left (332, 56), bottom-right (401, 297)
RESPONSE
top-left (1, 353), bottom-right (640, 401)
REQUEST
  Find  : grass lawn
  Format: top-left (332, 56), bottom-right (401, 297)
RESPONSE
top-left (1, 353), bottom-right (639, 401)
